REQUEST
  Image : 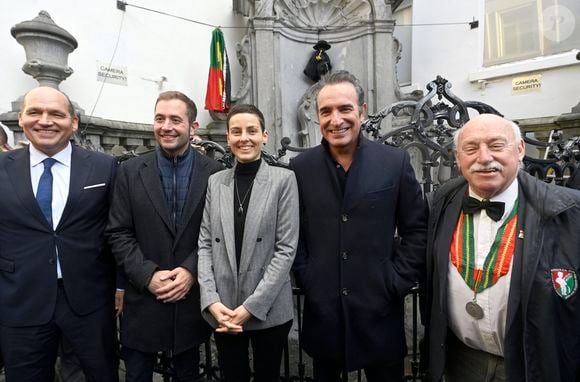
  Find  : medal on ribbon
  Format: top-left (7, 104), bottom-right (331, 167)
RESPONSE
top-left (450, 200), bottom-right (519, 319)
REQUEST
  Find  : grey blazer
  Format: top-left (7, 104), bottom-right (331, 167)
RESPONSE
top-left (198, 160), bottom-right (299, 330)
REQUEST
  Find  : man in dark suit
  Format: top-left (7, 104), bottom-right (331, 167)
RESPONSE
top-left (107, 91), bottom-right (223, 381)
top-left (426, 114), bottom-right (580, 381)
top-left (290, 70), bottom-right (427, 381)
top-left (0, 86), bottom-right (118, 381)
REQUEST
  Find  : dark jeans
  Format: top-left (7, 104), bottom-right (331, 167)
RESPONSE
top-left (214, 320), bottom-right (293, 382)
top-left (312, 357), bottom-right (404, 382)
top-left (123, 345), bottom-right (201, 382)
top-left (0, 283), bottom-right (118, 382)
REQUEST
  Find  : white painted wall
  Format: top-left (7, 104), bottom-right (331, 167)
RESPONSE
top-left (410, 0), bottom-right (580, 120)
top-left (0, 1), bottom-right (246, 128)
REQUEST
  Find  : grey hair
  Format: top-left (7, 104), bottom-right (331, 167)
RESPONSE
top-left (315, 70), bottom-right (365, 110)
top-left (453, 118), bottom-right (522, 149)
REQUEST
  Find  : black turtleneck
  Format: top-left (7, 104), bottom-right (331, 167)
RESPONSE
top-left (234, 158), bottom-right (261, 270)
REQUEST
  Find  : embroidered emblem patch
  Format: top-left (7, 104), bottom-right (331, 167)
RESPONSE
top-left (551, 269), bottom-right (577, 300)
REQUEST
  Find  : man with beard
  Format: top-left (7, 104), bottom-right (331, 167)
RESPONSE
top-left (107, 91), bottom-right (222, 381)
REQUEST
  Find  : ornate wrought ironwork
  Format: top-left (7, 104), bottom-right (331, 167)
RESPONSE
top-left (523, 132), bottom-right (580, 186)
top-left (110, 139), bottom-right (291, 171)
top-left (363, 76), bottom-right (508, 194)
top-left (359, 75), bottom-right (579, 191)
top-left (275, 75), bottom-right (579, 190)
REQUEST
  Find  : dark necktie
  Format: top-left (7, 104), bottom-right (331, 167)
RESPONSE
top-left (461, 195), bottom-right (505, 222)
top-left (37, 158), bottom-right (57, 227)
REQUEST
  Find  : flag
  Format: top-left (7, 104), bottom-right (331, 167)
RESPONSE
top-left (205, 28), bottom-right (231, 112)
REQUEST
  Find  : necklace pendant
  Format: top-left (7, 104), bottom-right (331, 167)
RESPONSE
top-left (465, 300), bottom-right (484, 320)
top-left (237, 206), bottom-right (244, 216)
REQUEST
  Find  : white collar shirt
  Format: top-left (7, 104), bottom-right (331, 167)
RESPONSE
top-left (447, 178), bottom-right (519, 356)
top-left (30, 143), bottom-right (72, 279)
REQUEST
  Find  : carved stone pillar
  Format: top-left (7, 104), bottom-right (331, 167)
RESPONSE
top-left (252, 16), bottom-right (278, 152)
top-left (234, 0), bottom-right (397, 150)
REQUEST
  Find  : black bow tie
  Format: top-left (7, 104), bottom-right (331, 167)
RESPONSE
top-left (461, 196), bottom-right (505, 222)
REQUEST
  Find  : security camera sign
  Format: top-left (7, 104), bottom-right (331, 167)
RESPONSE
top-left (97, 61), bottom-right (128, 86)
top-left (512, 74), bottom-right (542, 94)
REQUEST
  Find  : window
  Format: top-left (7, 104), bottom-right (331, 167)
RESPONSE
top-left (484, 0), bottom-right (580, 66)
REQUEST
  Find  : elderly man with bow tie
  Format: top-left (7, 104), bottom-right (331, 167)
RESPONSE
top-left (425, 113), bottom-right (580, 382)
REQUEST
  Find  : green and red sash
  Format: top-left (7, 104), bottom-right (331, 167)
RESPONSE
top-left (450, 200), bottom-right (518, 292)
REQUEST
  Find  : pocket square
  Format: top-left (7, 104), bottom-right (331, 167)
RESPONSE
top-left (83, 183), bottom-right (106, 190)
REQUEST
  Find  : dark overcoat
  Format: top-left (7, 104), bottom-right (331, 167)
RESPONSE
top-left (106, 149), bottom-right (223, 354)
top-left (290, 137), bottom-right (427, 371)
top-left (426, 171), bottom-right (580, 381)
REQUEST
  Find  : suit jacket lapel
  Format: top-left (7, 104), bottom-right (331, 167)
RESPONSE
top-left (58, 146), bottom-right (90, 229)
top-left (238, 162), bottom-right (270, 274)
top-left (219, 170), bottom-right (237, 276)
top-left (139, 154), bottom-right (174, 234)
top-left (437, 183), bottom-right (467, 310)
top-left (175, 152), bottom-right (207, 243)
top-left (5, 148), bottom-right (47, 226)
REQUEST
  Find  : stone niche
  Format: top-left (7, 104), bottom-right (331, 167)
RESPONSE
top-left (233, 0), bottom-right (398, 151)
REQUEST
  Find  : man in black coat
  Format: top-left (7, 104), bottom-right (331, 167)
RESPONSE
top-left (426, 114), bottom-right (580, 381)
top-left (107, 91), bottom-right (222, 381)
top-left (291, 70), bottom-right (427, 381)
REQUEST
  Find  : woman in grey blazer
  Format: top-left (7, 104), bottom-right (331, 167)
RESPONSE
top-left (198, 104), bottom-right (299, 382)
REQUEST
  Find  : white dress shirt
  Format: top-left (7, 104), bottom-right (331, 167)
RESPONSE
top-left (30, 143), bottom-right (72, 279)
top-left (447, 178), bottom-right (519, 356)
